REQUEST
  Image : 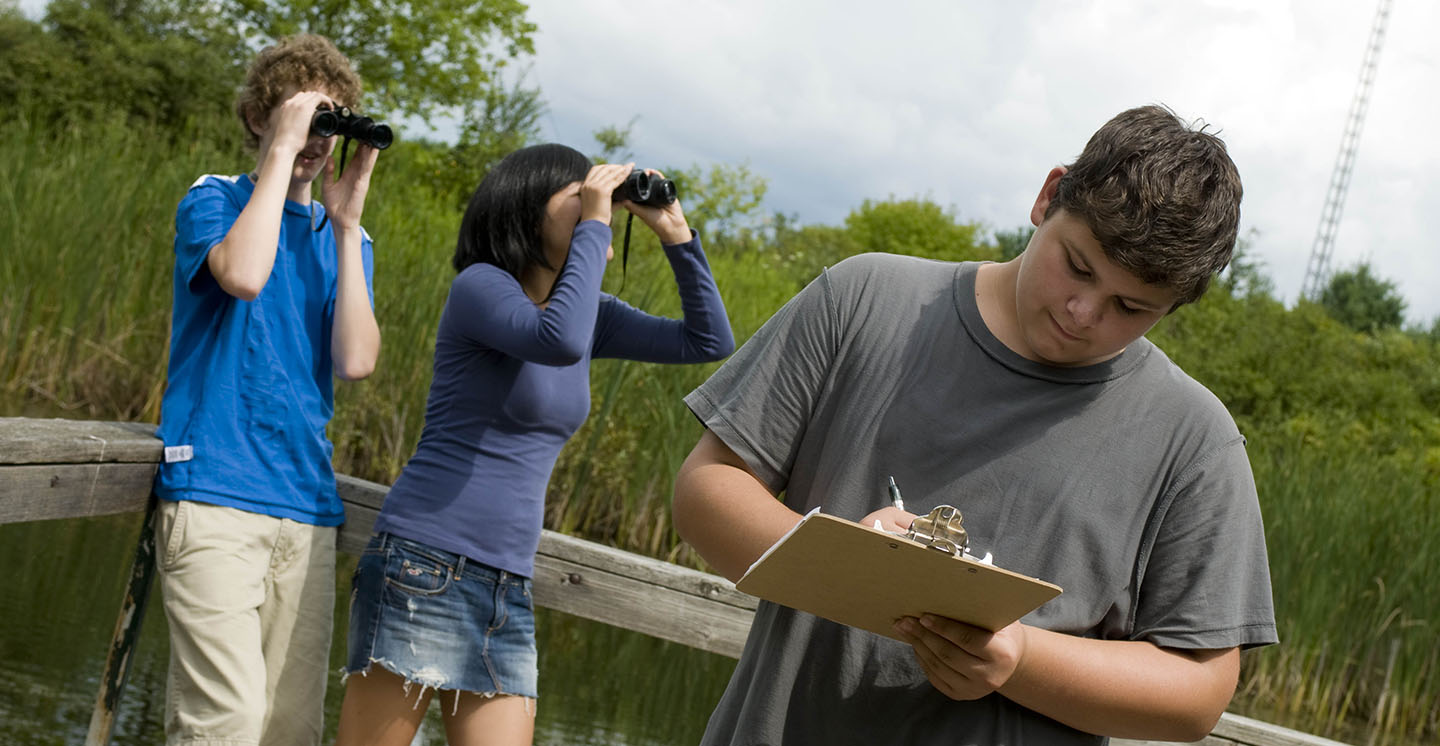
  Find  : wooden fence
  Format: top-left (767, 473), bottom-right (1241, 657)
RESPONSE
top-left (0, 416), bottom-right (1349, 746)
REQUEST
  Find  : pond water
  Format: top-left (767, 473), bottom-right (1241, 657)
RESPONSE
top-left (0, 512), bottom-right (736, 745)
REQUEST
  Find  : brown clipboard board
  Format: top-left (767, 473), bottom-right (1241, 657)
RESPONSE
top-left (735, 512), bottom-right (1063, 640)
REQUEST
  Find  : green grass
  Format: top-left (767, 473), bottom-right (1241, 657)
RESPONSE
top-left (3, 116), bottom-right (1437, 745)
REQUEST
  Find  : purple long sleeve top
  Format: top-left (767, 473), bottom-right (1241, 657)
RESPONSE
top-left (374, 220), bottom-right (733, 577)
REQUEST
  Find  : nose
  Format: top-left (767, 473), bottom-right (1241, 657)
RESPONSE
top-left (1067, 293), bottom-right (1103, 328)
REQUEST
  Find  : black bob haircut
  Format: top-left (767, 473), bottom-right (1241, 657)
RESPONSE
top-left (453, 143), bottom-right (592, 277)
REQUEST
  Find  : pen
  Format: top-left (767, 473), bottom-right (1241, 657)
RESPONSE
top-left (887, 476), bottom-right (904, 511)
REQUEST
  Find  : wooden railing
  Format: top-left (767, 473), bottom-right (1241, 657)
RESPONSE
top-left (0, 417), bottom-right (1348, 746)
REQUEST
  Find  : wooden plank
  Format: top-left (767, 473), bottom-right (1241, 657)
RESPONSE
top-left (532, 551), bottom-right (751, 659)
top-left (0, 463), bottom-right (157, 524)
top-left (1210, 713), bottom-right (1355, 746)
top-left (0, 418), bottom-right (161, 465)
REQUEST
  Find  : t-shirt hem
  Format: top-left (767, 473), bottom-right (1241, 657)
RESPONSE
top-left (1137, 621), bottom-right (1279, 651)
top-left (156, 488), bottom-right (345, 527)
top-left (683, 388), bottom-right (787, 494)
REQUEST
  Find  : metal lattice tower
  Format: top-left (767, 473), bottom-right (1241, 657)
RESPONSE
top-left (1300, 0), bottom-right (1393, 301)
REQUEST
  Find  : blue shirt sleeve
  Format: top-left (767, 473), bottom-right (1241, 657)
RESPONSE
top-left (446, 220), bottom-right (611, 365)
top-left (592, 231), bottom-right (735, 363)
top-left (173, 176), bottom-right (240, 292)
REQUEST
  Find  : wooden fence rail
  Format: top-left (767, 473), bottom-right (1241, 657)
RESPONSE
top-left (0, 417), bottom-right (1347, 746)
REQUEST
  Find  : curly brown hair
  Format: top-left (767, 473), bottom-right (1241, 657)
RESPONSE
top-left (234, 34), bottom-right (364, 150)
top-left (1045, 104), bottom-right (1242, 307)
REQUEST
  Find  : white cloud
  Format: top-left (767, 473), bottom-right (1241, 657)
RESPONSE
top-left (524, 0), bottom-right (1439, 325)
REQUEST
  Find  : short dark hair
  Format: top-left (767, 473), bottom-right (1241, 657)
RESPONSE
top-left (235, 34), bottom-right (363, 151)
top-left (453, 143), bottom-right (592, 277)
top-left (1046, 104), bottom-right (1242, 306)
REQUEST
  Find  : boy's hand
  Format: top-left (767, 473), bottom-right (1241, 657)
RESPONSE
top-left (859, 506), bottom-right (914, 534)
top-left (322, 143), bottom-right (378, 231)
top-left (580, 162), bottom-right (635, 225)
top-left (267, 90), bottom-right (333, 157)
top-left (893, 615), bottom-right (1028, 700)
top-left (618, 168), bottom-right (692, 245)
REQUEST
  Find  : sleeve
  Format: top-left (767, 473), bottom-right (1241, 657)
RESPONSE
top-left (1132, 436), bottom-right (1279, 650)
top-left (173, 177), bottom-right (239, 293)
top-left (445, 220), bottom-right (609, 365)
top-left (362, 226), bottom-right (376, 307)
top-left (682, 265), bottom-right (844, 495)
top-left (591, 232), bottom-right (735, 363)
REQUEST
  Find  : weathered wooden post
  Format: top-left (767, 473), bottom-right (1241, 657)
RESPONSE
top-left (85, 495), bottom-right (159, 746)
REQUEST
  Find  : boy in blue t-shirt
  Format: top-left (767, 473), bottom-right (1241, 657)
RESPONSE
top-left (152, 33), bottom-right (381, 745)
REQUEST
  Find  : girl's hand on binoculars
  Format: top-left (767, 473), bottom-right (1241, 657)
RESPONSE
top-left (624, 169), bottom-right (691, 245)
top-left (580, 163), bottom-right (634, 225)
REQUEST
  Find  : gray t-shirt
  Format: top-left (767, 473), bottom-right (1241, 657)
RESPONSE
top-left (684, 255), bottom-right (1277, 746)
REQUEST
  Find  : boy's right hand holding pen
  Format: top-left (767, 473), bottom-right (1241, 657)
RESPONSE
top-left (860, 475), bottom-right (916, 534)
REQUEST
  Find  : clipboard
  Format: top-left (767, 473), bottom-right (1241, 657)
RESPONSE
top-left (735, 510), bottom-right (1063, 640)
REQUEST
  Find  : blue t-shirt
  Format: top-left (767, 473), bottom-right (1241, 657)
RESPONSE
top-left (374, 220), bottom-right (734, 577)
top-left (154, 174), bottom-right (375, 526)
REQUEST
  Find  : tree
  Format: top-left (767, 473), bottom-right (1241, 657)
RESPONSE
top-left (2, 0), bottom-right (249, 133)
top-left (663, 162), bottom-right (769, 246)
top-left (217, 0), bottom-right (535, 124)
top-left (1318, 262), bottom-right (1407, 334)
top-left (991, 225), bottom-right (1034, 261)
top-left (1216, 228), bottom-right (1274, 300)
top-left (843, 198), bottom-right (992, 262)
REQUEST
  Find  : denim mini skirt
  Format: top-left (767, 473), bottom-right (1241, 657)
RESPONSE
top-left (343, 532), bottom-right (539, 699)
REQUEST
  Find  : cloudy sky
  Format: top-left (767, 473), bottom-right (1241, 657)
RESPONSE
top-left (511, 0), bottom-right (1437, 325)
top-left (17, 0), bottom-right (1434, 323)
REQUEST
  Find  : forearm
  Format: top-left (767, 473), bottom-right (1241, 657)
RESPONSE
top-left (673, 431), bottom-right (803, 582)
top-left (331, 227), bottom-right (380, 380)
top-left (207, 147), bottom-right (295, 299)
top-left (664, 236), bottom-right (734, 361)
top-left (1002, 629), bottom-right (1238, 741)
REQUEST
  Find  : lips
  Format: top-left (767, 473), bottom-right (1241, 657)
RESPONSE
top-left (1050, 313), bottom-right (1083, 342)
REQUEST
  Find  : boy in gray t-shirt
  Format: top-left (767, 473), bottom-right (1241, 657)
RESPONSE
top-left (675, 105), bottom-right (1278, 746)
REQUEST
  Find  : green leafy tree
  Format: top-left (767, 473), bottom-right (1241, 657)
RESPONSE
top-left (663, 162), bottom-right (769, 246)
top-left (1216, 228), bottom-right (1274, 300)
top-left (843, 198), bottom-right (993, 262)
top-left (1319, 262), bottom-right (1407, 334)
top-left (2, 0), bottom-right (248, 134)
top-left (217, 0), bottom-right (535, 124)
top-left (991, 225), bottom-right (1034, 261)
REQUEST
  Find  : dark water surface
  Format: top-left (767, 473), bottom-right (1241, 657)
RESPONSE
top-left (0, 513), bottom-right (735, 745)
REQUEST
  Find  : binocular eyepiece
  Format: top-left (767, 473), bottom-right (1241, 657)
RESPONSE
top-left (310, 107), bottom-right (394, 150)
top-left (614, 168), bottom-right (677, 207)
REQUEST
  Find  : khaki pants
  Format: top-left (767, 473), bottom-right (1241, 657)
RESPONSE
top-left (155, 500), bottom-right (337, 746)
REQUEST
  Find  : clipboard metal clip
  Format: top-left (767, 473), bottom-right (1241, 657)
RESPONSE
top-left (904, 505), bottom-right (969, 556)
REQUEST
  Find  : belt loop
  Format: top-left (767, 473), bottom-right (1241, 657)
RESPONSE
top-left (454, 553), bottom-right (466, 578)
top-left (377, 531), bottom-right (390, 552)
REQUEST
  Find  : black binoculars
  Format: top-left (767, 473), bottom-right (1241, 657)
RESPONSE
top-left (614, 168), bottom-right (677, 207)
top-left (310, 107), bottom-right (393, 150)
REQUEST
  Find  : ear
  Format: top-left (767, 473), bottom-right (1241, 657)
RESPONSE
top-left (243, 105), bottom-right (268, 141)
top-left (1030, 166), bottom-right (1067, 227)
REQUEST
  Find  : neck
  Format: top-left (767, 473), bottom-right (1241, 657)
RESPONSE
top-left (974, 260), bottom-right (1023, 352)
top-left (520, 263), bottom-right (558, 306)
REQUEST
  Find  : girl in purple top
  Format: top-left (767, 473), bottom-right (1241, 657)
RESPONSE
top-left (335, 144), bottom-right (734, 745)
